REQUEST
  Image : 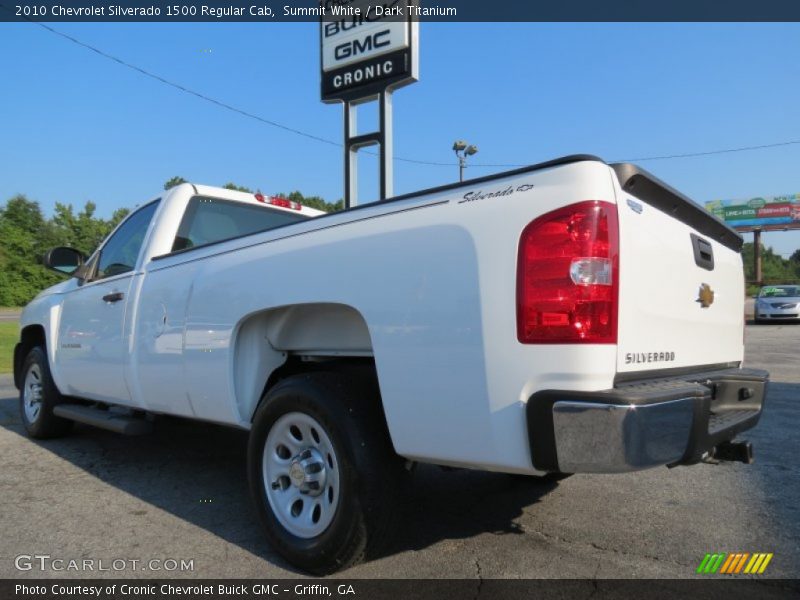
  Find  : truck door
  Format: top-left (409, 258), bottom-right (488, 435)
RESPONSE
top-left (56, 201), bottom-right (160, 404)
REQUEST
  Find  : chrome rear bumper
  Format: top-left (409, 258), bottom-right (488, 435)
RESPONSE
top-left (527, 367), bottom-right (768, 474)
top-left (552, 398), bottom-right (694, 473)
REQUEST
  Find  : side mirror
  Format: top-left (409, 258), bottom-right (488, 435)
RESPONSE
top-left (43, 247), bottom-right (85, 276)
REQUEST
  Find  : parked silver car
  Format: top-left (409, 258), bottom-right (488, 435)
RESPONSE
top-left (755, 285), bottom-right (800, 322)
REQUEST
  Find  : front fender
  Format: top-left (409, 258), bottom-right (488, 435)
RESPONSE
top-left (17, 279), bottom-right (75, 393)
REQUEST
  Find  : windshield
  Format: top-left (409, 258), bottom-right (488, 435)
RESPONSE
top-left (759, 285), bottom-right (800, 298)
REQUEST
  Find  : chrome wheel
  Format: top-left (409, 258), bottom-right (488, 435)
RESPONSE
top-left (23, 364), bottom-right (44, 424)
top-left (263, 412), bottom-right (340, 538)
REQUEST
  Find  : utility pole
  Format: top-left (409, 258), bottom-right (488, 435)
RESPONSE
top-left (753, 229), bottom-right (762, 286)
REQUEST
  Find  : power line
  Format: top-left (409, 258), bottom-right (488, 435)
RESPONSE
top-left (32, 20), bottom-right (343, 148)
top-left (619, 139), bottom-right (800, 162)
top-left (17, 17), bottom-right (800, 167)
top-left (459, 138), bottom-right (800, 167)
top-left (24, 19), bottom-right (456, 166)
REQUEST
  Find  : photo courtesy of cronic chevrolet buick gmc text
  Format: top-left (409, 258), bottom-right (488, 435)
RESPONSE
top-left (14, 155), bottom-right (768, 574)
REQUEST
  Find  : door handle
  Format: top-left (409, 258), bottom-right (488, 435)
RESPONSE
top-left (102, 292), bottom-right (124, 303)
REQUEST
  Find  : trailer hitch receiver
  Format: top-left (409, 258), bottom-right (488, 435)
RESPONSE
top-left (713, 440), bottom-right (754, 464)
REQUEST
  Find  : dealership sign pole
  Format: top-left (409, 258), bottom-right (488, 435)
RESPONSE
top-left (320, 0), bottom-right (419, 208)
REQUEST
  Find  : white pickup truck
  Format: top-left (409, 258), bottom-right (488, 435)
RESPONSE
top-left (15, 155), bottom-right (767, 573)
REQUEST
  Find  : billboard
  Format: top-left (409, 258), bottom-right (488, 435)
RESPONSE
top-left (705, 194), bottom-right (800, 230)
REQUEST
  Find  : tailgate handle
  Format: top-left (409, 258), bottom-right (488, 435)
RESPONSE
top-left (691, 233), bottom-right (714, 271)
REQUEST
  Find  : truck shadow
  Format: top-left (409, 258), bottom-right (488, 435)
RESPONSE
top-left (381, 467), bottom-right (561, 561)
top-left (0, 394), bottom-right (559, 574)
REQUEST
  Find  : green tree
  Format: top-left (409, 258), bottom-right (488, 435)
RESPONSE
top-left (164, 176), bottom-right (188, 190)
top-left (741, 242), bottom-right (799, 286)
top-left (280, 190), bottom-right (343, 213)
top-left (109, 207), bottom-right (131, 228)
top-left (51, 202), bottom-right (98, 255)
top-left (0, 195), bottom-right (61, 306)
top-left (223, 182), bottom-right (253, 193)
top-left (49, 201), bottom-right (124, 256)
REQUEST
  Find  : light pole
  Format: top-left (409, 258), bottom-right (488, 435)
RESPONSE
top-left (453, 140), bottom-right (478, 182)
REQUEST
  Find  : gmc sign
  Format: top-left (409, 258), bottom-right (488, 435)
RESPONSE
top-left (320, 0), bottom-right (418, 102)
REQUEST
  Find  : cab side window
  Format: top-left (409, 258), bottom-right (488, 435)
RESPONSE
top-left (172, 197), bottom-right (308, 252)
top-left (94, 201), bottom-right (160, 280)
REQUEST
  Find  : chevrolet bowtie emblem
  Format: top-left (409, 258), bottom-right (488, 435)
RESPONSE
top-left (697, 283), bottom-right (715, 308)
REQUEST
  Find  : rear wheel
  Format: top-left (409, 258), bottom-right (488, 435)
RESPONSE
top-left (248, 370), bottom-right (403, 574)
top-left (263, 411), bottom-right (341, 539)
top-left (19, 346), bottom-right (73, 439)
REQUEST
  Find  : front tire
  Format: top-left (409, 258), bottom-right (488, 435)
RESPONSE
top-left (19, 346), bottom-right (73, 439)
top-left (248, 370), bottom-right (403, 574)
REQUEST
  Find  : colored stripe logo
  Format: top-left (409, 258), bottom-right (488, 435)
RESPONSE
top-left (696, 553), bottom-right (773, 574)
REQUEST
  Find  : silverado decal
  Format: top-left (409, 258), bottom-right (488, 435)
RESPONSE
top-left (625, 351), bottom-right (676, 364)
top-left (458, 183), bottom-right (534, 204)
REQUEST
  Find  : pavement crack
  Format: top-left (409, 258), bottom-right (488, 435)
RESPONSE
top-left (472, 555), bottom-right (484, 599)
top-left (519, 516), bottom-right (691, 569)
top-left (585, 539), bottom-right (687, 566)
top-left (514, 519), bottom-right (572, 545)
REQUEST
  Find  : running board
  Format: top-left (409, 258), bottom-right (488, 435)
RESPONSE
top-left (53, 404), bottom-right (153, 435)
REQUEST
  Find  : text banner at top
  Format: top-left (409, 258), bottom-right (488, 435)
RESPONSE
top-left (3, 0), bottom-right (800, 22)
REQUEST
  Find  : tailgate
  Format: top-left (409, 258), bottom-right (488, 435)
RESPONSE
top-left (611, 164), bottom-right (745, 375)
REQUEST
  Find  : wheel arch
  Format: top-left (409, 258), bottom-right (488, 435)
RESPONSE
top-left (14, 324), bottom-right (46, 390)
top-left (231, 303), bottom-right (376, 425)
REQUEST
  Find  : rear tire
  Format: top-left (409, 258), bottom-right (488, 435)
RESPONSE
top-left (248, 370), bottom-right (404, 574)
top-left (19, 346), bottom-right (73, 439)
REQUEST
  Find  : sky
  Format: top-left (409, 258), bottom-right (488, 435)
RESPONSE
top-left (1, 22), bottom-right (799, 256)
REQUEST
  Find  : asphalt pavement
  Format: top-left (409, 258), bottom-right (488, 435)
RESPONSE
top-left (0, 322), bottom-right (798, 579)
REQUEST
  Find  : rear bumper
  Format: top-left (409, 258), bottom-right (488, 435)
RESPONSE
top-left (527, 367), bottom-right (768, 473)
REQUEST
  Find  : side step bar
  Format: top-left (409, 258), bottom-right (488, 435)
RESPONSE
top-left (53, 404), bottom-right (153, 435)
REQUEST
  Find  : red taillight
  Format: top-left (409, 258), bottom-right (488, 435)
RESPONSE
top-left (517, 201), bottom-right (619, 344)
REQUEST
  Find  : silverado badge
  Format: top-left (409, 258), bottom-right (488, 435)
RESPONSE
top-left (697, 283), bottom-right (715, 308)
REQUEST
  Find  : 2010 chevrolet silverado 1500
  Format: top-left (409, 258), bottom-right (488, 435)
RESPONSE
top-left (14, 155), bottom-right (768, 573)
